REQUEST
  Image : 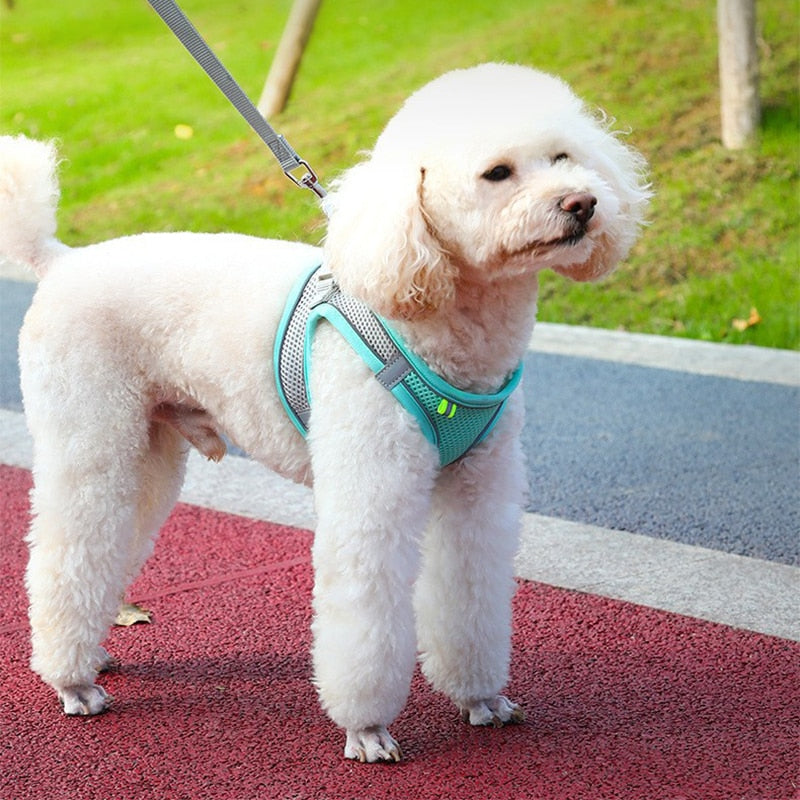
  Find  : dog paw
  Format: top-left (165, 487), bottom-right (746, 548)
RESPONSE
top-left (460, 695), bottom-right (525, 728)
top-left (58, 684), bottom-right (112, 716)
top-left (344, 726), bottom-right (402, 763)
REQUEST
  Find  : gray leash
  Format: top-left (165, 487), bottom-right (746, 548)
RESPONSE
top-left (146, 0), bottom-right (326, 200)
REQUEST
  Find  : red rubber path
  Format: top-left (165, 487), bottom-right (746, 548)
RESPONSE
top-left (1, 465), bottom-right (797, 800)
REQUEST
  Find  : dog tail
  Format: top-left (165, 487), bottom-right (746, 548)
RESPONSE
top-left (0, 135), bottom-right (67, 279)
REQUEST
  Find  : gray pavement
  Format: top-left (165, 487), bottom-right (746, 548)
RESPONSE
top-left (0, 278), bottom-right (31, 412)
top-left (2, 272), bottom-right (799, 639)
top-left (523, 351), bottom-right (799, 565)
top-left (3, 274), bottom-right (797, 564)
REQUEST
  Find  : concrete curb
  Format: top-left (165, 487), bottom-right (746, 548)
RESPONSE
top-left (530, 322), bottom-right (800, 386)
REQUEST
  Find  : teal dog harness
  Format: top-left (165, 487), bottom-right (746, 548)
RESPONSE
top-left (274, 265), bottom-right (522, 467)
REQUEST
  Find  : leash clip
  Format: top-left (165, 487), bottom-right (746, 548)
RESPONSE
top-left (284, 158), bottom-right (326, 199)
top-left (278, 135), bottom-right (327, 199)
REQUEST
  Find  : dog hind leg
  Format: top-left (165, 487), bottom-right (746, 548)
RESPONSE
top-left (118, 421), bottom-right (191, 617)
top-left (25, 454), bottom-right (144, 713)
top-left (125, 421), bottom-right (190, 585)
top-left (22, 358), bottom-right (168, 714)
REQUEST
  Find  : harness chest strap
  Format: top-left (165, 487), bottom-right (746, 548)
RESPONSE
top-left (274, 265), bottom-right (523, 467)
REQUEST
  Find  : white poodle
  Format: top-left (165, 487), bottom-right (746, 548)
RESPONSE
top-left (0, 63), bottom-right (649, 762)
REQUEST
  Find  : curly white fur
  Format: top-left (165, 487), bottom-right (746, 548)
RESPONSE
top-left (0, 64), bottom-right (649, 762)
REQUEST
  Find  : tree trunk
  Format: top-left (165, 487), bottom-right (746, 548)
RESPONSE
top-left (717, 0), bottom-right (760, 149)
top-left (258, 0), bottom-right (323, 119)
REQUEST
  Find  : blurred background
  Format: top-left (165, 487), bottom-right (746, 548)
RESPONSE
top-left (1, 0), bottom-right (797, 348)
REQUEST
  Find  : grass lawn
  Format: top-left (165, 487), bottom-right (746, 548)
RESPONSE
top-left (1, 0), bottom-right (797, 349)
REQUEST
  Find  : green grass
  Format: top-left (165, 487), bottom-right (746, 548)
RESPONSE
top-left (1, 0), bottom-right (798, 348)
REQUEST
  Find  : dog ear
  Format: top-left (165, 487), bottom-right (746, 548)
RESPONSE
top-left (323, 158), bottom-right (457, 320)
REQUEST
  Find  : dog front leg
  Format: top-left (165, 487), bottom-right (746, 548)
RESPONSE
top-left (310, 512), bottom-right (425, 761)
top-left (310, 451), bottom-right (436, 762)
top-left (414, 399), bottom-right (527, 728)
top-left (308, 350), bottom-right (437, 761)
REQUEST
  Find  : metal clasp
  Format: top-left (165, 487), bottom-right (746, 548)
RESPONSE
top-left (278, 135), bottom-right (327, 199)
top-left (284, 158), bottom-right (327, 199)
top-left (310, 271), bottom-right (337, 307)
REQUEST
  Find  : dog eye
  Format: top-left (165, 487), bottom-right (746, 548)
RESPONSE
top-left (552, 152), bottom-right (570, 163)
top-left (481, 164), bottom-right (513, 182)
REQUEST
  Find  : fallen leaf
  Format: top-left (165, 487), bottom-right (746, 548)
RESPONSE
top-left (732, 307), bottom-right (762, 332)
top-left (115, 602), bottom-right (152, 626)
top-left (174, 123), bottom-right (194, 140)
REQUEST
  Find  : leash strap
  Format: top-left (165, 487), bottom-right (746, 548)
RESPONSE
top-left (146, 0), bottom-right (326, 200)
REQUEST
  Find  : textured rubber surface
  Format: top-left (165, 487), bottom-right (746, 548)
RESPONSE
top-left (1, 465), bottom-right (796, 800)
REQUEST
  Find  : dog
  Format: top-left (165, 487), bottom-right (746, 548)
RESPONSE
top-left (0, 63), bottom-right (649, 762)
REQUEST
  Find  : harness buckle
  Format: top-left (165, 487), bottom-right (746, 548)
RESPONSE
top-left (310, 271), bottom-right (338, 308)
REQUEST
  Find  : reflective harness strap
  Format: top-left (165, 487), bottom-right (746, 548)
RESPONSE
top-left (274, 266), bottom-right (523, 467)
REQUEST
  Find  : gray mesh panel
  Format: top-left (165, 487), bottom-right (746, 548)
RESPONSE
top-left (276, 270), bottom-right (317, 428)
top-left (327, 292), bottom-right (398, 362)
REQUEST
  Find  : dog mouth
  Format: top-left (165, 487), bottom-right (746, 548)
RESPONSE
top-left (506, 229), bottom-right (588, 258)
top-left (505, 192), bottom-right (598, 258)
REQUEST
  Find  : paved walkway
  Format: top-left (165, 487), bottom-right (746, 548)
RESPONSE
top-left (1, 463), bottom-right (797, 800)
top-left (1, 271), bottom-right (798, 799)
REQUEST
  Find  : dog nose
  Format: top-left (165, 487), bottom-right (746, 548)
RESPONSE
top-left (560, 192), bottom-right (597, 223)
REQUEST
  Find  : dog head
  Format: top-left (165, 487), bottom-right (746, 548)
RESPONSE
top-left (324, 63), bottom-right (651, 320)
